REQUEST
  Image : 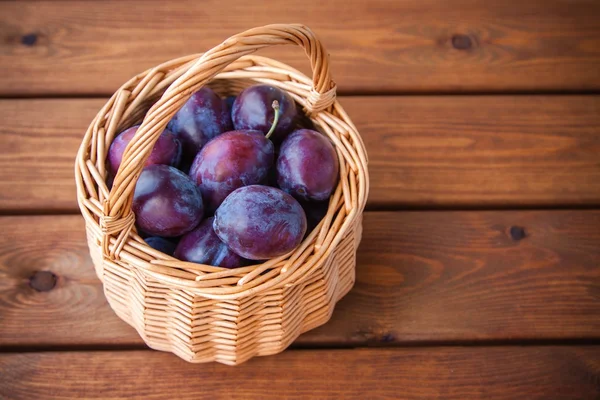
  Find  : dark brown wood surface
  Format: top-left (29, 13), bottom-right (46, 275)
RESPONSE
top-left (2, 1), bottom-right (600, 397)
top-left (2, 347), bottom-right (599, 399)
top-left (2, 211), bottom-right (599, 348)
top-left (1, 0), bottom-right (600, 96)
top-left (1, 96), bottom-right (599, 212)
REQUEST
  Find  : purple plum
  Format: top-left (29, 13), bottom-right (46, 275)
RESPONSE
top-left (213, 185), bottom-right (307, 260)
top-left (224, 96), bottom-right (236, 113)
top-left (107, 125), bottom-right (181, 176)
top-left (144, 236), bottom-right (178, 256)
top-left (167, 87), bottom-right (233, 171)
top-left (294, 112), bottom-right (316, 131)
top-left (264, 164), bottom-right (279, 188)
top-left (133, 165), bottom-right (204, 237)
top-left (277, 129), bottom-right (339, 201)
top-left (232, 85), bottom-right (298, 143)
top-left (189, 130), bottom-right (274, 213)
top-left (301, 200), bottom-right (330, 234)
top-left (174, 217), bottom-right (247, 268)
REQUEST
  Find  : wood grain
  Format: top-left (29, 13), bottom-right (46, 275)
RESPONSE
top-left (0, 215), bottom-right (138, 346)
top-left (1, 0), bottom-right (600, 96)
top-left (2, 211), bottom-right (599, 347)
top-left (1, 347), bottom-right (599, 399)
top-left (0, 99), bottom-right (99, 212)
top-left (1, 96), bottom-right (600, 212)
top-left (355, 95), bottom-right (600, 208)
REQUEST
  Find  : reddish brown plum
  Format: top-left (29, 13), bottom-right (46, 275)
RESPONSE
top-left (167, 87), bottom-right (232, 171)
top-left (107, 125), bottom-right (181, 176)
top-left (174, 217), bottom-right (247, 268)
top-left (189, 130), bottom-right (274, 213)
top-left (213, 185), bottom-right (307, 260)
top-left (277, 129), bottom-right (339, 201)
top-left (133, 165), bottom-right (204, 237)
top-left (145, 237), bottom-right (178, 256)
top-left (232, 85), bottom-right (298, 143)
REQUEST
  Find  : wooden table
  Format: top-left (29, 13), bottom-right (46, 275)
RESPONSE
top-left (1, 1), bottom-right (600, 399)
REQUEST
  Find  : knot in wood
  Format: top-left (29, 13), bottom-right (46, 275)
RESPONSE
top-left (509, 226), bottom-right (526, 241)
top-left (21, 33), bottom-right (38, 46)
top-left (451, 34), bottom-right (473, 50)
top-left (29, 271), bottom-right (57, 292)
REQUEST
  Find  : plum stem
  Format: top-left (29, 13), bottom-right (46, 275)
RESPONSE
top-left (265, 100), bottom-right (280, 140)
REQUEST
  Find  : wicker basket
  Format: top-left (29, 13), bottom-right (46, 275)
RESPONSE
top-left (74, 24), bottom-right (369, 365)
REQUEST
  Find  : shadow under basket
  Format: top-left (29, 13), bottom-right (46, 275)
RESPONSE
top-left (74, 24), bottom-right (369, 365)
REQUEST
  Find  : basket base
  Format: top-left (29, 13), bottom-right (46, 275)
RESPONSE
top-left (90, 218), bottom-right (361, 365)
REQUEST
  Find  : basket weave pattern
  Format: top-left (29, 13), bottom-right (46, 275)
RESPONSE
top-left (75, 24), bottom-right (369, 365)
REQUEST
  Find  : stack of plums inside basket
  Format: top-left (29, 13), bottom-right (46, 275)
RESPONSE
top-left (107, 85), bottom-right (339, 268)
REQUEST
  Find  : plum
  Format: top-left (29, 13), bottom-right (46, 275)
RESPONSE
top-left (301, 200), bottom-right (330, 234)
top-left (144, 236), bottom-right (177, 256)
top-left (277, 129), bottom-right (339, 201)
top-left (294, 112), bottom-right (316, 131)
top-left (232, 85), bottom-right (298, 143)
top-left (213, 185), bottom-right (307, 260)
top-left (167, 87), bottom-right (233, 171)
top-left (224, 96), bottom-right (236, 113)
top-left (264, 164), bottom-right (279, 187)
top-left (133, 165), bottom-right (204, 237)
top-left (189, 130), bottom-right (274, 213)
top-left (107, 125), bottom-right (181, 176)
top-left (174, 217), bottom-right (247, 268)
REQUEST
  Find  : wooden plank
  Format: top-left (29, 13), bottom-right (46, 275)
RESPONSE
top-left (0, 215), bottom-right (138, 346)
top-left (1, 96), bottom-right (600, 212)
top-left (354, 95), bottom-right (600, 208)
top-left (2, 211), bottom-right (599, 347)
top-left (1, 0), bottom-right (600, 96)
top-left (0, 99), bottom-right (99, 212)
top-left (1, 347), bottom-right (599, 399)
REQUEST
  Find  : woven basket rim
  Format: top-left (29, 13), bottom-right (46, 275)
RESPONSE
top-left (74, 24), bottom-right (369, 300)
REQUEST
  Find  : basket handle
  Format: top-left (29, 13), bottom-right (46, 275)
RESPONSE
top-left (101, 24), bottom-right (336, 254)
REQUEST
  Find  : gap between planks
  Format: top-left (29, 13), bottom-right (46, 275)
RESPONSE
top-left (2, 338), bottom-right (600, 354)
